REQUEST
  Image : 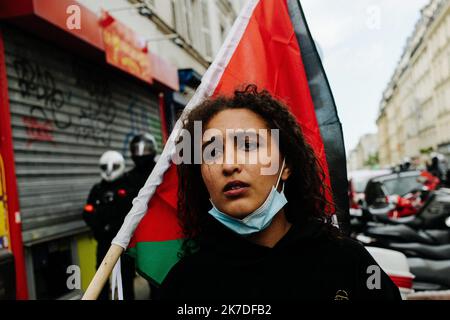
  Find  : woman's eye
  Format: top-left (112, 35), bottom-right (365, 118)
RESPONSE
top-left (204, 148), bottom-right (223, 162)
top-left (240, 141), bottom-right (258, 151)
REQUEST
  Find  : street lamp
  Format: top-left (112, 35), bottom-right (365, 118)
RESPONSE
top-left (142, 33), bottom-right (184, 52)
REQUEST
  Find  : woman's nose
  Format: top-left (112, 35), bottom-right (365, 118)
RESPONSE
top-left (222, 161), bottom-right (242, 176)
top-left (221, 139), bottom-right (243, 176)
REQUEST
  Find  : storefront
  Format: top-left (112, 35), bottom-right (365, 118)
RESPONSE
top-left (0, 151), bottom-right (15, 299)
top-left (0, 0), bottom-right (178, 299)
top-left (165, 68), bottom-right (202, 133)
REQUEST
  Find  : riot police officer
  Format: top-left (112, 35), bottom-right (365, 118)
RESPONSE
top-left (82, 150), bottom-right (136, 300)
top-left (123, 133), bottom-right (158, 298)
top-left (125, 133), bottom-right (158, 195)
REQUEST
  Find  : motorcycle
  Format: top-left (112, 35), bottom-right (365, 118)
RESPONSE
top-left (355, 171), bottom-right (441, 224)
top-left (407, 258), bottom-right (450, 291)
top-left (352, 188), bottom-right (450, 232)
top-left (353, 188), bottom-right (450, 292)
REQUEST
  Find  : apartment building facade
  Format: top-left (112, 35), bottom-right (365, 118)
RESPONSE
top-left (377, 0), bottom-right (450, 167)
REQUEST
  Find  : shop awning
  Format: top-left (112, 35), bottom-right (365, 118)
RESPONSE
top-left (0, 0), bottom-right (179, 91)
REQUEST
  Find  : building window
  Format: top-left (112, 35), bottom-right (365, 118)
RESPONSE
top-left (184, 0), bottom-right (193, 44)
top-left (201, 0), bottom-right (212, 58)
top-left (172, 0), bottom-right (192, 44)
top-left (171, 0), bottom-right (176, 29)
top-left (189, 0), bottom-right (203, 53)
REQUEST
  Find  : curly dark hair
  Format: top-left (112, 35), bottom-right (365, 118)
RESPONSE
top-left (177, 84), bottom-right (339, 255)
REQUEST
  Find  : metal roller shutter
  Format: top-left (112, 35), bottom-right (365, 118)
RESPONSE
top-left (2, 25), bottom-right (163, 245)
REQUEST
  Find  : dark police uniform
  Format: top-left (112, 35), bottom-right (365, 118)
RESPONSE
top-left (82, 177), bottom-right (136, 300)
top-left (122, 159), bottom-right (157, 297)
top-left (156, 216), bottom-right (401, 300)
top-left (123, 164), bottom-right (155, 202)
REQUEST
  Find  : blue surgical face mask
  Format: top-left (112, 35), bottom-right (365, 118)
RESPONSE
top-left (208, 159), bottom-right (288, 235)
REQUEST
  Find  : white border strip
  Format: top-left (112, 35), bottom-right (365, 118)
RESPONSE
top-left (112, 0), bottom-right (260, 249)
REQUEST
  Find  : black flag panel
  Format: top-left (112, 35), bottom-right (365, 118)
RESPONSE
top-left (288, 0), bottom-right (350, 234)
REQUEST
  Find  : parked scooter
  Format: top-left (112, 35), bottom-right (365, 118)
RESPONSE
top-left (352, 188), bottom-right (450, 235)
top-left (366, 246), bottom-right (450, 293)
top-left (355, 191), bottom-right (450, 258)
top-left (362, 224), bottom-right (450, 247)
top-left (366, 247), bottom-right (415, 299)
top-left (359, 225), bottom-right (450, 291)
top-left (408, 258), bottom-right (450, 291)
top-left (353, 189), bottom-right (450, 291)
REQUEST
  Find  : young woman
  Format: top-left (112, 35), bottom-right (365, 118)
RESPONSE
top-left (156, 85), bottom-right (401, 300)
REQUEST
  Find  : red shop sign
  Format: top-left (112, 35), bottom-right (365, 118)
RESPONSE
top-left (100, 11), bottom-right (153, 84)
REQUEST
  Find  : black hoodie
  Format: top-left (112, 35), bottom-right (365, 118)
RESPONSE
top-left (156, 216), bottom-right (401, 301)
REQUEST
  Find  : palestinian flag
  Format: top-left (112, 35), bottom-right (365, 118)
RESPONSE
top-left (126, 164), bottom-right (182, 285)
top-left (113, 0), bottom-right (348, 286)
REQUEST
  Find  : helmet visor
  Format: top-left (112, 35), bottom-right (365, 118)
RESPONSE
top-left (131, 140), bottom-right (155, 157)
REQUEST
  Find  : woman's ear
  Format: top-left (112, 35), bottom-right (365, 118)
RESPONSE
top-left (282, 164), bottom-right (291, 181)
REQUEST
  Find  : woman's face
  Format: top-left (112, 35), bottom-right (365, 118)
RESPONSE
top-left (200, 108), bottom-right (291, 219)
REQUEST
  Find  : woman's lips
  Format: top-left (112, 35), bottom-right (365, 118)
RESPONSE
top-left (223, 180), bottom-right (250, 198)
top-left (223, 186), bottom-right (249, 197)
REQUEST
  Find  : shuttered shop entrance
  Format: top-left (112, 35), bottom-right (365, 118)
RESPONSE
top-left (3, 25), bottom-right (163, 245)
